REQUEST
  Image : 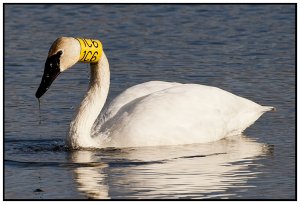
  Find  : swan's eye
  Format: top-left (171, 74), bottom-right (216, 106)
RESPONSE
top-left (57, 50), bottom-right (63, 56)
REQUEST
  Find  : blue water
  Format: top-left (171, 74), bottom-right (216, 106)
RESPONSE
top-left (4, 4), bottom-right (295, 199)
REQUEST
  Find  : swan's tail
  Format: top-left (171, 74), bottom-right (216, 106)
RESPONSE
top-left (261, 106), bottom-right (276, 112)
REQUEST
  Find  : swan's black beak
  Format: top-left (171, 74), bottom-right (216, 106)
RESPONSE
top-left (35, 51), bottom-right (62, 98)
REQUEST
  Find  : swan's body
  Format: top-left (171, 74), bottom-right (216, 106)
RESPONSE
top-left (36, 37), bottom-right (274, 149)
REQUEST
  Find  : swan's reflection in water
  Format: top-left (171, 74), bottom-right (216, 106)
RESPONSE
top-left (69, 135), bottom-right (273, 199)
top-left (69, 151), bottom-right (110, 199)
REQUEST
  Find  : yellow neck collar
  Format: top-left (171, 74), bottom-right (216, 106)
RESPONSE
top-left (76, 38), bottom-right (103, 63)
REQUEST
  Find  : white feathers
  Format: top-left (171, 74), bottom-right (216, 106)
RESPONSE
top-left (49, 38), bottom-right (274, 149)
top-left (95, 82), bottom-right (273, 148)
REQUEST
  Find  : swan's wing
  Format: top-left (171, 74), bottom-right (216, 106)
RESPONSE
top-left (100, 84), bottom-right (270, 147)
top-left (104, 81), bottom-right (181, 120)
top-left (91, 81), bottom-right (181, 135)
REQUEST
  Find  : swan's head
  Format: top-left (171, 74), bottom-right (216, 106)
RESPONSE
top-left (35, 37), bottom-right (80, 98)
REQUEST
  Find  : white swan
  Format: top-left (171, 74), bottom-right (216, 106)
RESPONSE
top-left (35, 37), bottom-right (274, 149)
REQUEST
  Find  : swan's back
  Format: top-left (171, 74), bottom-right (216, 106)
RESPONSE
top-left (96, 82), bottom-right (273, 147)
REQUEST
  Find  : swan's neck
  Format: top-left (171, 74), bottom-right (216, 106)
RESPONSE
top-left (67, 52), bottom-right (110, 148)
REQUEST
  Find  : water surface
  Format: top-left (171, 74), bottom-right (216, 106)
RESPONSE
top-left (4, 4), bottom-right (295, 199)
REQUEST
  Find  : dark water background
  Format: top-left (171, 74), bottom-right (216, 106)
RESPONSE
top-left (4, 4), bottom-right (295, 199)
